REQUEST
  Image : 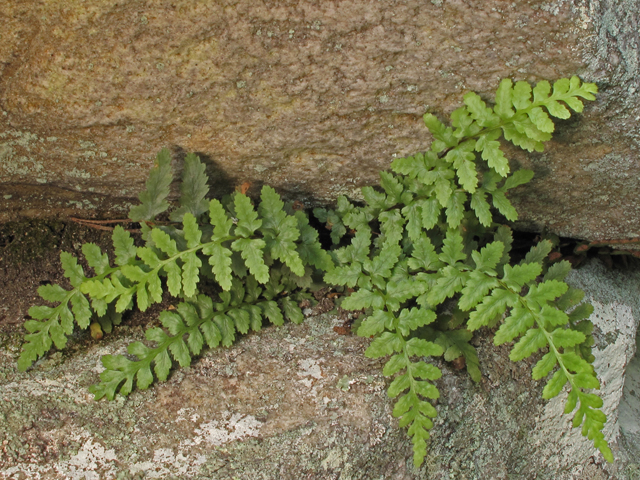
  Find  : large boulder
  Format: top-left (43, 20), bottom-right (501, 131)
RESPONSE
top-left (1, 1), bottom-right (639, 243)
top-left (1, 257), bottom-right (638, 479)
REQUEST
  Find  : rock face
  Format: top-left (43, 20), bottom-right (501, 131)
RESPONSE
top-left (0, 258), bottom-right (638, 479)
top-left (1, 1), bottom-right (639, 243)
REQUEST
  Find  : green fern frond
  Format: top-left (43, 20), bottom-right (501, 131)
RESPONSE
top-left (325, 76), bottom-right (604, 467)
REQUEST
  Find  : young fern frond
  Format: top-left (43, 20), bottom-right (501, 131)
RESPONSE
top-left (322, 76), bottom-right (608, 466)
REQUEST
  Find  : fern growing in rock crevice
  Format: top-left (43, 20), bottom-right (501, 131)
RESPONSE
top-left (19, 149), bottom-right (332, 400)
top-left (19, 76), bottom-right (610, 468)
top-left (317, 76), bottom-right (609, 466)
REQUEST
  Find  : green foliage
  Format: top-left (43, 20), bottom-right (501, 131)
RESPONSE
top-left (320, 76), bottom-right (609, 466)
top-left (19, 76), bottom-right (611, 468)
top-left (19, 152), bottom-right (330, 401)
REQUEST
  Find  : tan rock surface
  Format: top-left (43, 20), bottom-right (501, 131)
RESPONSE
top-left (4, 0), bottom-right (637, 242)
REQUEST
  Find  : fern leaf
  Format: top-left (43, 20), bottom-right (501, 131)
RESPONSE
top-left (280, 297), bottom-right (304, 324)
top-left (61, 252), bottom-right (85, 287)
top-left (112, 226), bottom-right (137, 266)
top-left (508, 327), bottom-right (547, 361)
top-left (38, 284), bottom-right (68, 303)
top-left (408, 234), bottom-right (442, 271)
top-left (181, 252), bottom-right (202, 297)
top-left (182, 213), bottom-right (203, 249)
top-left (464, 91), bottom-right (499, 127)
top-left (501, 262), bottom-right (541, 290)
top-left (70, 291), bottom-right (92, 328)
top-left (502, 169), bottom-right (534, 191)
top-left (426, 266), bottom-right (466, 305)
top-left (228, 308), bottom-right (251, 334)
top-left (445, 191), bottom-right (467, 228)
top-left (364, 245), bottom-right (402, 282)
top-left (379, 211), bottom-right (405, 246)
top-left (543, 368), bottom-right (567, 399)
top-left (324, 263), bottom-right (363, 288)
top-left (512, 81), bottom-right (532, 110)
top-left (421, 198), bottom-right (442, 230)
top-left (169, 152), bottom-right (210, 222)
top-left (470, 190), bottom-right (492, 227)
top-left (532, 80), bottom-right (551, 102)
top-left (434, 178), bottom-right (454, 207)
top-left (151, 228), bottom-right (178, 257)
top-left (129, 148), bottom-right (173, 221)
top-left (472, 241), bottom-right (504, 273)
top-left (502, 123), bottom-right (544, 152)
top-left (468, 288), bottom-right (517, 330)
top-left (361, 185), bottom-right (389, 211)
top-left (137, 247), bottom-right (161, 269)
top-left (379, 171), bottom-right (404, 203)
top-left (522, 239), bottom-right (553, 265)
top-left (437, 329), bottom-right (482, 382)
top-left (402, 202), bottom-right (423, 242)
top-left (527, 107), bottom-right (554, 133)
top-left (526, 280), bottom-right (568, 306)
top-left (259, 300), bottom-right (284, 326)
top-left (445, 142), bottom-right (478, 193)
top-left (477, 134), bottom-right (510, 177)
top-left (397, 308), bottom-right (436, 336)
top-left (82, 243), bottom-right (111, 275)
top-left (546, 100), bottom-right (571, 119)
top-left (358, 310), bottom-right (395, 337)
top-left (270, 221), bottom-right (305, 275)
top-left (459, 271), bottom-right (499, 311)
top-left (440, 230), bottom-right (466, 266)
top-left (342, 288), bottom-right (385, 310)
top-left (203, 243), bottom-right (233, 291)
top-left (231, 238), bottom-right (269, 283)
top-left (209, 199), bottom-right (234, 239)
top-left (494, 78), bottom-right (514, 119)
top-left (544, 260), bottom-right (572, 282)
top-left (532, 351), bottom-right (557, 380)
top-left (491, 191), bottom-right (518, 221)
top-left (391, 152), bottom-right (427, 180)
top-left (295, 211), bottom-right (334, 271)
top-left (234, 194), bottom-right (262, 237)
top-left (365, 332), bottom-right (405, 357)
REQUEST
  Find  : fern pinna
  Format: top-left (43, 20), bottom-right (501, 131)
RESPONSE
top-left (18, 148), bottom-right (332, 400)
top-left (18, 76), bottom-right (610, 468)
top-left (317, 76), bottom-right (609, 466)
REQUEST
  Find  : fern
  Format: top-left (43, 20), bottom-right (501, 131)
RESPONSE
top-left (18, 150), bottom-right (332, 400)
top-left (321, 76), bottom-right (609, 466)
top-left (18, 76), bottom-right (610, 468)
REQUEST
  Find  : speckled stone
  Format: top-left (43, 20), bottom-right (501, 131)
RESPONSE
top-left (1, 1), bottom-right (638, 243)
top-left (0, 259), bottom-right (638, 479)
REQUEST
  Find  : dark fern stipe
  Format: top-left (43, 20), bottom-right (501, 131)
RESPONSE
top-left (19, 76), bottom-right (609, 467)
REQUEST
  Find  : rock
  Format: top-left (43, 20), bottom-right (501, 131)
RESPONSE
top-left (1, 1), bottom-right (639, 243)
top-left (0, 258), bottom-right (638, 479)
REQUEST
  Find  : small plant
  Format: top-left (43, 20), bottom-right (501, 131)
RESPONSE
top-left (315, 76), bottom-right (607, 465)
top-left (19, 149), bottom-right (332, 399)
top-left (18, 76), bottom-right (609, 468)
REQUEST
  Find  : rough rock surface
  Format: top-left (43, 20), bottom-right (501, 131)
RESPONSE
top-left (0, 258), bottom-right (638, 479)
top-left (1, 1), bottom-right (639, 243)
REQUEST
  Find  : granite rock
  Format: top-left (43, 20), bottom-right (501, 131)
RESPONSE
top-left (0, 259), bottom-right (638, 479)
top-left (1, 1), bottom-right (639, 244)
